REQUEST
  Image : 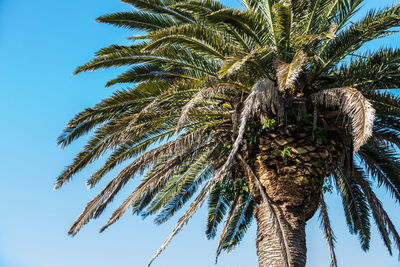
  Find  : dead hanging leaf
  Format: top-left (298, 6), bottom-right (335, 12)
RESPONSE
top-left (312, 87), bottom-right (375, 152)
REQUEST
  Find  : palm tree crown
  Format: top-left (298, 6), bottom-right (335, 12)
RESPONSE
top-left (56, 0), bottom-right (400, 266)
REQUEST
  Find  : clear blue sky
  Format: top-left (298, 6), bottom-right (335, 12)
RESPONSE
top-left (0, 0), bottom-right (399, 266)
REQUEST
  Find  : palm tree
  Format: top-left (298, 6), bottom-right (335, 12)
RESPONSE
top-left (56, 0), bottom-right (400, 266)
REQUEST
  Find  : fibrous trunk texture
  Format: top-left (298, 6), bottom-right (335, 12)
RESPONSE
top-left (245, 124), bottom-right (344, 214)
top-left (254, 203), bottom-right (306, 267)
top-left (244, 123), bottom-right (345, 267)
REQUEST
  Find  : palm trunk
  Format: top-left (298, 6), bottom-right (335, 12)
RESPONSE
top-left (239, 104), bottom-right (345, 266)
top-left (254, 203), bottom-right (306, 267)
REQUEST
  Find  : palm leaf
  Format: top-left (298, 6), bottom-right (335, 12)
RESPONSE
top-left (352, 166), bottom-right (394, 255)
top-left (319, 195), bottom-right (338, 267)
top-left (276, 50), bottom-right (306, 91)
top-left (206, 181), bottom-right (231, 239)
top-left (221, 194), bottom-right (254, 253)
top-left (121, 0), bottom-right (193, 23)
top-left (334, 168), bottom-right (371, 250)
top-left (312, 87), bottom-right (375, 152)
top-left (97, 11), bottom-right (181, 31)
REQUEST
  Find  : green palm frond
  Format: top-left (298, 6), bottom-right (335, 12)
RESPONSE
top-left (332, 0), bottom-right (364, 30)
top-left (169, 0), bottom-right (226, 19)
top-left (106, 65), bottom-right (205, 87)
top-left (74, 44), bottom-right (147, 74)
top-left (205, 8), bottom-right (264, 46)
top-left (154, 161), bottom-right (215, 224)
top-left (375, 115), bottom-right (400, 134)
top-left (334, 168), bottom-right (371, 250)
top-left (144, 24), bottom-right (235, 59)
top-left (373, 127), bottom-right (400, 149)
top-left (147, 169), bottom-right (230, 267)
top-left (273, 1), bottom-right (293, 58)
top-left (221, 193), bottom-right (255, 253)
top-left (352, 165), bottom-right (400, 257)
top-left (58, 0), bottom-right (400, 265)
top-left (336, 48), bottom-right (400, 89)
top-left (74, 47), bottom-right (219, 82)
top-left (57, 80), bottom-right (176, 148)
top-left (215, 193), bottom-right (243, 261)
top-left (218, 46), bottom-right (273, 79)
top-left (206, 181), bottom-right (231, 239)
top-left (242, 0), bottom-right (278, 49)
top-left (358, 142), bottom-right (400, 202)
top-left (304, 0), bottom-right (328, 34)
top-left (86, 127), bottom-right (178, 188)
top-left (317, 3), bottom-right (400, 76)
top-left (145, 150), bottom-right (212, 217)
top-left (363, 90), bottom-right (400, 119)
top-left (97, 11), bottom-right (181, 31)
top-left (121, 0), bottom-right (194, 23)
top-left (319, 195), bottom-right (338, 267)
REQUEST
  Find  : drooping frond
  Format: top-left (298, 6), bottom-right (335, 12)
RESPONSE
top-left (100, 147), bottom-right (213, 232)
top-left (206, 181), bottom-right (231, 239)
top-left (215, 194), bottom-right (242, 261)
top-left (333, 168), bottom-right (371, 250)
top-left (312, 87), bottom-right (375, 152)
top-left (147, 171), bottom-right (228, 267)
top-left (146, 151), bottom-right (214, 222)
top-left (352, 165), bottom-right (400, 257)
top-left (358, 142), bottom-right (400, 203)
top-left (219, 193), bottom-right (254, 253)
top-left (319, 195), bottom-right (338, 267)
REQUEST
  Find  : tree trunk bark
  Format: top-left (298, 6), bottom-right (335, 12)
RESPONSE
top-left (254, 203), bottom-right (307, 267)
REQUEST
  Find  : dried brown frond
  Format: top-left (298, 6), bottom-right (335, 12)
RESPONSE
top-left (312, 87), bottom-right (375, 152)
